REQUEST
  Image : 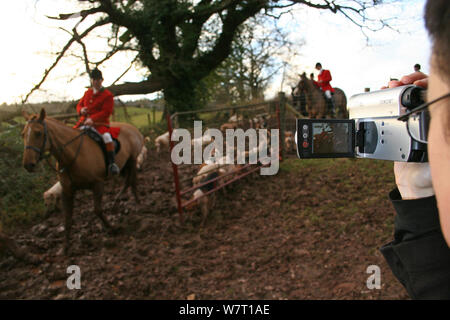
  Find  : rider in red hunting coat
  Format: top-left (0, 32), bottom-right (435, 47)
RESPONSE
top-left (315, 62), bottom-right (336, 115)
top-left (74, 68), bottom-right (120, 175)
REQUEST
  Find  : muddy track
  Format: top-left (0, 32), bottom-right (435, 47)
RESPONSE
top-left (0, 150), bottom-right (408, 299)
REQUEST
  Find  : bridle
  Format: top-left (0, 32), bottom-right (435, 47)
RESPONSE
top-left (24, 119), bottom-right (86, 174)
top-left (24, 119), bottom-right (50, 162)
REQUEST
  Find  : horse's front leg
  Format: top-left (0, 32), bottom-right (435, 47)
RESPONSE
top-left (93, 183), bottom-right (120, 234)
top-left (62, 190), bottom-right (74, 255)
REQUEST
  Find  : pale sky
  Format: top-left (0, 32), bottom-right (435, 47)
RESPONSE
top-left (272, 0), bottom-right (431, 99)
top-left (0, 0), bottom-right (431, 105)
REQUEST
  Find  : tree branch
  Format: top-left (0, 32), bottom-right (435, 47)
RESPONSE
top-left (194, 0), bottom-right (267, 80)
top-left (73, 29), bottom-right (91, 76)
top-left (22, 19), bottom-right (109, 103)
top-left (46, 7), bottom-right (103, 20)
top-left (286, 0), bottom-right (400, 42)
top-left (109, 54), bottom-right (139, 86)
top-left (107, 77), bottom-right (166, 96)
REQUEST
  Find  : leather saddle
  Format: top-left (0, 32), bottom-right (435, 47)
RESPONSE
top-left (83, 128), bottom-right (121, 169)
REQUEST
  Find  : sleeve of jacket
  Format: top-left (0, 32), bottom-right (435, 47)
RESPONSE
top-left (89, 92), bottom-right (114, 123)
top-left (76, 92), bottom-right (86, 115)
top-left (322, 70), bottom-right (332, 82)
top-left (380, 188), bottom-right (450, 299)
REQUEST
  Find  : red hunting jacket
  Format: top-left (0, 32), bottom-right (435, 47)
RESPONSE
top-left (74, 88), bottom-right (120, 139)
top-left (317, 69), bottom-right (335, 93)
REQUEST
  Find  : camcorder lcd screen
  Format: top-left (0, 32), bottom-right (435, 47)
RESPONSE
top-left (312, 122), bottom-right (351, 154)
top-left (297, 119), bottom-right (355, 158)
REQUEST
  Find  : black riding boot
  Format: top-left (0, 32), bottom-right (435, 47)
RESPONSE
top-left (107, 150), bottom-right (120, 176)
top-left (328, 97), bottom-right (337, 117)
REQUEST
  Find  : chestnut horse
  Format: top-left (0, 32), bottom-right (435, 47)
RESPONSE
top-left (291, 86), bottom-right (308, 116)
top-left (22, 109), bottom-right (144, 255)
top-left (296, 72), bottom-right (348, 119)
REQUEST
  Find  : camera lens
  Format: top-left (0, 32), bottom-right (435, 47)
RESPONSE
top-left (402, 86), bottom-right (426, 110)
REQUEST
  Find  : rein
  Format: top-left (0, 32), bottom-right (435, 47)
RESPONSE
top-left (54, 130), bottom-right (86, 174)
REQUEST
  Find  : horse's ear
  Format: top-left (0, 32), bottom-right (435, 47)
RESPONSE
top-left (22, 110), bottom-right (30, 120)
top-left (302, 72), bottom-right (306, 77)
top-left (38, 108), bottom-right (46, 122)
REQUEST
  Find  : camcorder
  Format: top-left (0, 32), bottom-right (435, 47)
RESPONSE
top-left (296, 85), bottom-right (428, 162)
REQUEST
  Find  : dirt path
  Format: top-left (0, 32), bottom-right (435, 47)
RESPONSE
top-left (0, 151), bottom-right (408, 299)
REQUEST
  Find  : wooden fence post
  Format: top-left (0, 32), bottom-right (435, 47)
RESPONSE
top-left (278, 91), bottom-right (286, 160)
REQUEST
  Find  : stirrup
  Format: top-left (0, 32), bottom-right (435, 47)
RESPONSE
top-left (109, 163), bottom-right (120, 176)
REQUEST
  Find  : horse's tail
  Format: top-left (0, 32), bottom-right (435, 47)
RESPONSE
top-left (136, 145), bottom-right (148, 171)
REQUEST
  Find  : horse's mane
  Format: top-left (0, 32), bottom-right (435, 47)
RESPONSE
top-left (45, 116), bottom-right (79, 132)
top-left (25, 114), bottom-right (82, 138)
top-left (25, 114), bottom-right (62, 126)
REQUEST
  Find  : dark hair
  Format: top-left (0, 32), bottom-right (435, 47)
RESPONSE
top-left (425, 0), bottom-right (450, 83)
top-left (90, 68), bottom-right (103, 80)
top-left (425, 0), bottom-right (450, 140)
top-left (315, 62), bottom-right (322, 68)
top-left (414, 63), bottom-right (421, 70)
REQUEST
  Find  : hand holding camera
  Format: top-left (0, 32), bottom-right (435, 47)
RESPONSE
top-left (394, 162), bottom-right (434, 199)
top-left (388, 71), bottom-right (434, 199)
top-left (297, 83), bottom-right (428, 162)
top-left (295, 70), bottom-right (434, 199)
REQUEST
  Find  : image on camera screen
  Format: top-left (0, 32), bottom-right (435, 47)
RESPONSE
top-left (312, 122), bottom-right (350, 154)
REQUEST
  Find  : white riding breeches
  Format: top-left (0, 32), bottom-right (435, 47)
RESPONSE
top-left (324, 90), bottom-right (332, 99)
top-left (79, 125), bottom-right (112, 144)
top-left (103, 132), bottom-right (113, 144)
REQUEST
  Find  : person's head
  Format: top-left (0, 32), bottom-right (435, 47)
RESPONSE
top-left (315, 63), bottom-right (322, 71)
top-left (414, 63), bottom-right (421, 72)
top-left (90, 68), bottom-right (103, 91)
top-left (424, 0), bottom-right (450, 242)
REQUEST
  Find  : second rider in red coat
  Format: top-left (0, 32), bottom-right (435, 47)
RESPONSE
top-left (315, 62), bottom-right (336, 116)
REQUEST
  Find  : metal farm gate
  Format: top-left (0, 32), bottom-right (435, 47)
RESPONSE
top-left (166, 92), bottom-right (292, 222)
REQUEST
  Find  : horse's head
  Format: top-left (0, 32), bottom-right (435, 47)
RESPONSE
top-left (296, 72), bottom-right (308, 92)
top-left (290, 86), bottom-right (296, 95)
top-left (22, 108), bottom-right (49, 172)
